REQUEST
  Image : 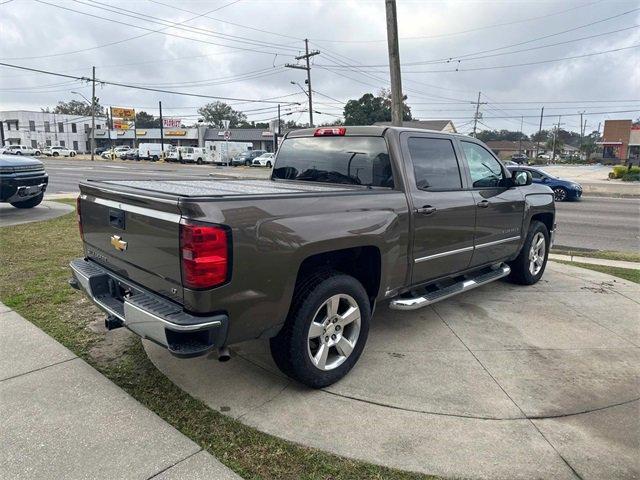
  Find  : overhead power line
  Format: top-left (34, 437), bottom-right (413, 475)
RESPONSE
top-left (310, 0), bottom-right (606, 42)
top-left (11, 0), bottom-right (295, 61)
top-left (0, 62), bottom-right (301, 105)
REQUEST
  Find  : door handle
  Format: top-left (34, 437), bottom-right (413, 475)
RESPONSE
top-left (416, 205), bottom-right (437, 215)
top-left (476, 200), bottom-right (490, 208)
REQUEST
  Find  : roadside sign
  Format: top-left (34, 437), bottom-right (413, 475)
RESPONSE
top-left (162, 118), bottom-right (181, 128)
top-left (224, 131), bottom-right (231, 140)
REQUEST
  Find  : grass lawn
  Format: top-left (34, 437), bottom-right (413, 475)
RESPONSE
top-left (553, 260), bottom-right (640, 284)
top-left (0, 202), bottom-right (434, 480)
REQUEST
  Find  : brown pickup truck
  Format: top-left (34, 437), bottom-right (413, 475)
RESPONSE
top-left (70, 126), bottom-right (555, 387)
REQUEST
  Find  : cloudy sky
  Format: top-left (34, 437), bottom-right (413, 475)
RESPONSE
top-left (1, 0), bottom-right (638, 135)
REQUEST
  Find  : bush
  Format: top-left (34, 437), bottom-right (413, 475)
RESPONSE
top-left (610, 166), bottom-right (639, 179)
top-left (622, 172), bottom-right (640, 182)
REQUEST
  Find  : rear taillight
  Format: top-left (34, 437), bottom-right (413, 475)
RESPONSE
top-left (76, 196), bottom-right (84, 240)
top-left (180, 221), bottom-right (230, 290)
top-left (314, 127), bottom-right (346, 136)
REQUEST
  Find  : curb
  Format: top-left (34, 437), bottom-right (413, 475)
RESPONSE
top-left (549, 253), bottom-right (640, 270)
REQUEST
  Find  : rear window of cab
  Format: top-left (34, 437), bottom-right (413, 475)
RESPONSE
top-left (273, 136), bottom-right (394, 188)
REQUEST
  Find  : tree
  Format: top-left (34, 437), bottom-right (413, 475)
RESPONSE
top-left (135, 111), bottom-right (160, 128)
top-left (42, 99), bottom-right (105, 116)
top-left (198, 102), bottom-right (247, 128)
top-left (530, 130), bottom-right (549, 143)
top-left (343, 90), bottom-right (411, 125)
top-left (476, 129), bottom-right (528, 143)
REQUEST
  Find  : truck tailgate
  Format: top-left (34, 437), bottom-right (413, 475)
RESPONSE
top-left (79, 186), bottom-right (184, 304)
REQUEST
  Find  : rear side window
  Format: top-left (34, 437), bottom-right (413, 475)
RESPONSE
top-left (274, 136), bottom-right (394, 188)
top-left (408, 137), bottom-right (461, 190)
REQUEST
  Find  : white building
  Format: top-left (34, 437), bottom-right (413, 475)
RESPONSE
top-left (0, 110), bottom-right (107, 153)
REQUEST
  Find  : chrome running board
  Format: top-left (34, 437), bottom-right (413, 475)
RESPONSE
top-left (389, 264), bottom-right (511, 311)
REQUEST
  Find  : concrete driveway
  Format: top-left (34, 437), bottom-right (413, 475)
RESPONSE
top-left (145, 262), bottom-right (640, 480)
top-left (0, 200), bottom-right (73, 226)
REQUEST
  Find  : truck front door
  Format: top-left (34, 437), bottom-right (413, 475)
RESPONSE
top-left (458, 140), bottom-right (525, 266)
top-left (400, 132), bottom-right (476, 285)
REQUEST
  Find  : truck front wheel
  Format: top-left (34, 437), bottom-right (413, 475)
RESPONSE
top-left (508, 220), bottom-right (549, 285)
top-left (270, 272), bottom-right (370, 388)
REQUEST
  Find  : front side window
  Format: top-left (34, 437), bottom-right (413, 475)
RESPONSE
top-left (274, 136), bottom-right (394, 188)
top-left (408, 137), bottom-right (461, 190)
top-left (461, 142), bottom-right (504, 188)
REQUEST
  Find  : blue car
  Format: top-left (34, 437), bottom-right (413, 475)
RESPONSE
top-left (507, 166), bottom-right (582, 202)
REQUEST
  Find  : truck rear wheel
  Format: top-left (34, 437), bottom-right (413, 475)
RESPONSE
top-left (508, 220), bottom-right (549, 285)
top-left (270, 272), bottom-right (370, 388)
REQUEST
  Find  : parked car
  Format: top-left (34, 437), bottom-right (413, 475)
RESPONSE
top-left (507, 165), bottom-right (582, 201)
top-left (232, 149), bottom-right (266, 166)
top-left (70, 126), bottom-right (555, 388)
top-left (0, 154), bottom-right (48, 208)
top-left (510, 153), bottom-right (529, 164)
top-left (94, 147), bottom-right (109, 155)
top-left (123, 149), bottom-right (139, 161)
top-left (44, 146), bottom-right (75, 157)
top-left (252, 152), bottom-right (275, 167)
top-left (101, 146), bottom-right (131, 159)
top-left (1, 145), bottom-right (42, 156)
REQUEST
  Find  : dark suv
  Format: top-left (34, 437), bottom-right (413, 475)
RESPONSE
top-left (232, 149), bottom-right (267, 166)
top-left (0, 154), bottom-right (48, 208)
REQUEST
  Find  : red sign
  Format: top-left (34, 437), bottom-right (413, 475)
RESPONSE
top-left (162, 118), bottom-right (181, 128)
top-left (223, 131), bottom-right (231, 140)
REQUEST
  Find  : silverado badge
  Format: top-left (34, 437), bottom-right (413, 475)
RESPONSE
top-left (110, 235), bottom-right (127, 252)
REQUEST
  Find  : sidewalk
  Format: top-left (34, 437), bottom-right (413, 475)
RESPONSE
top-left (549, 253), bottom-right (640, 270)
top-left (0, 303), bottom-right (241, 480)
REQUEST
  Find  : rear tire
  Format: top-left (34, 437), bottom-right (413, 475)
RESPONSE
top-left (197, 158), bottom-right (203, 165)
top-left (270, 272), bottom-right (370, 388)
top-left (508, 220), bottom-right (549, 285)
top-left (11, 193), bottom-right (44, 209)
top-left (266, 161), bottom-right (272, 168)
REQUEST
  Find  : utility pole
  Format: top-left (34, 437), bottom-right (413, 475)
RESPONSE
top-left (91, 66), bottom-right (96, 161)
top-left (385, 0), bottom-right (403, 126)
top-left (535, 106), bottom-right (544, 159)
top-left (518, 116), bottom-right (524, 154)
top-left (274, 104), bottom-right (280, 152)
top-left (578, 111), bottom-right (585, 155)
top-left (159, 101), bottom-right (164, 159)
top-left (551, 115), bottom-right (562, 162)
top-left (285, 39), bottom-right (319, 127)
top-left (471, 91), bottom-right (486, 137)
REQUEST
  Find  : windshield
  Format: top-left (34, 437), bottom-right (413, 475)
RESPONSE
top-left (273, 136), bottom-right (394, 188)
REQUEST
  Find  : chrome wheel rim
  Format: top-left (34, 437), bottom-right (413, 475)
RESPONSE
top-left (553, 188), bottom-right (566, 202)
top-left (307, 294), bottom-right (361, 371)
top-left (528, 232), bottom-right (546, 276)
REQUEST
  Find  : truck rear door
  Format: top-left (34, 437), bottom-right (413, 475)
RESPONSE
top-left (79, 186), bottom-right (184, 304)
top-left (400, 132), bottom-right (476, 285)
top-left (457, 139), bottom-right (525, 266)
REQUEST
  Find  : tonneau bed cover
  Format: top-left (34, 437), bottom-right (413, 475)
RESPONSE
top-left (95, 178), bottom-right (357, 198)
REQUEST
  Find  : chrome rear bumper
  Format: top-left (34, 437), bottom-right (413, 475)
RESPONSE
top-left (69, 258), bottom-right (228, 357)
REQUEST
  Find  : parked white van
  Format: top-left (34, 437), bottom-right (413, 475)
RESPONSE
top-left (138, 143), bottom-right (173, 161)
top-left (204, 141), bottom-right (252, 165)
top-left (167, 146), bottom-right (207, 164)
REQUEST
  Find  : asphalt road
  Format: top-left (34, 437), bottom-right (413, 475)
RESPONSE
top-left (41, 158), bottom-right (639, 253)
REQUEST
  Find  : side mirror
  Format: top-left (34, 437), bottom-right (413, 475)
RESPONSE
top-left (512, 170), bottom-right (532, 186)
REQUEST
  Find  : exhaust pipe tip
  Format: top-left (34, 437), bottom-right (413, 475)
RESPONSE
top-left (217, 347), bottom-right (231, 362)
top-left (105, 315), bottom-right (123, 331)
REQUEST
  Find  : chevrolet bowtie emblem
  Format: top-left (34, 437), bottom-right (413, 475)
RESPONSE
top-left (110, 235), bottom-right (127, 252)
